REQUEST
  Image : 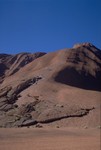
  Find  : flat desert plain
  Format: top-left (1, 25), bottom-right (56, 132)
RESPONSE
top-left (0, 127), bottom-right (100, 150)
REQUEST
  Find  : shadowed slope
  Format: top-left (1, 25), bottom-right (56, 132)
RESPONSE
top-left (54, 43), bottom-right (101, 91)
top-left (55, 67), bottom-right (101, 91)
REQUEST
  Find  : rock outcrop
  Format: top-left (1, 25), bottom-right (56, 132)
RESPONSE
top-left (55, 43), bottom-right (101, 91)
top-left (0, 43), bottom-right (101, 128)
top-left (0, 52), bottom-right (46, 83)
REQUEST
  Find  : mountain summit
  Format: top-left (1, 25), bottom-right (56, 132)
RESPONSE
top-left (0, 43), bottom-right (101, 127)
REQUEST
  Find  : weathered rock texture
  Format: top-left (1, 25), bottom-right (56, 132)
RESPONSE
top-left (0, 43), bottom-right (101, 127)
top-left (0, 52), bottom-right (46, 83)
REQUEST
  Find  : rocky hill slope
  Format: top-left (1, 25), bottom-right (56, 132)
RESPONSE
top-left (0, 43), bottom-right (101, 128)
top-left (0, 52), bottom-right (46, 83)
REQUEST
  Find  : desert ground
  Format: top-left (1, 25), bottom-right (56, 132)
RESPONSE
top-left (0, 127), bottom-right (100, 150)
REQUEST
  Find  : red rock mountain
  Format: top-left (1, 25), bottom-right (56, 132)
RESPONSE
top-left (0, 52), bottom-right (46, 83)
top-left (0, 43), bottom-right (101, 128)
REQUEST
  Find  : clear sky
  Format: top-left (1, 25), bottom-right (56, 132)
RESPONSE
top-left (0, 0), bottom-right (101, 54)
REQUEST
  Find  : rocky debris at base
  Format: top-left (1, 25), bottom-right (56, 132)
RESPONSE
top-left (0, 99), bottom-right (95, 127)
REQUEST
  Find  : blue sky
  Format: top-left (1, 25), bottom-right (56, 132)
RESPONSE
top-left (0, 0), bottom-right (101, 54)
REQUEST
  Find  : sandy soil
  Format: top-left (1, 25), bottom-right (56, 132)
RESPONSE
top-left (0, 127), bottom-right (100, 150)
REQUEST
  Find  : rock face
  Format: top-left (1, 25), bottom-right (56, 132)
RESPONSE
top-left (55, 43), bottom-right (101, 91)
top-left (0, 52), bottom-right (46, 83)
top-left (0, 43), bottom-right (101, 128)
